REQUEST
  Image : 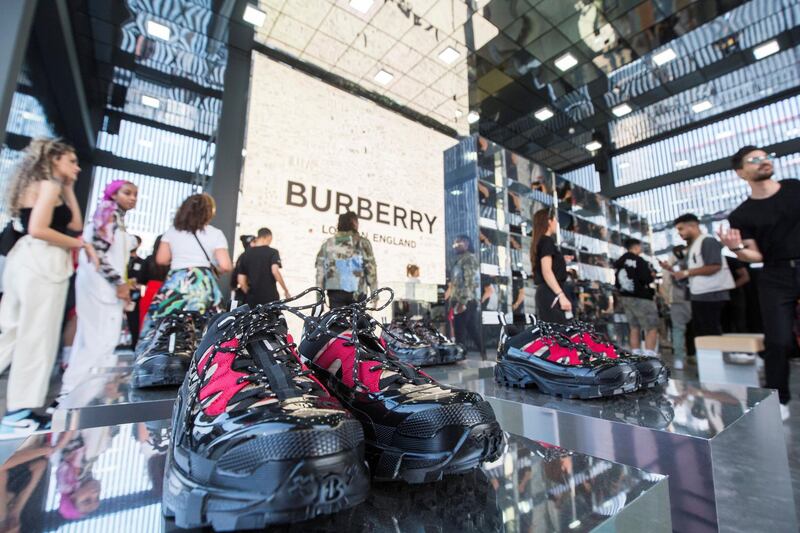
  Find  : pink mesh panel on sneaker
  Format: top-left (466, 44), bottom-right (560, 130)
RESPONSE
top-left (314, 336), bottom-right (383, 393)
top-left (523, 338), bottom-right (583, 366)
top-left (198, 339), bottom-right (248, 416)
top-left (572, 332), bottom-right (618, 359)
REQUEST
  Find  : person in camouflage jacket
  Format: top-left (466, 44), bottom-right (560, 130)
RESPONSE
top-left (315, 212), bottom-right (377, 308)
top-left (445, 235), bottom-right (484, 357)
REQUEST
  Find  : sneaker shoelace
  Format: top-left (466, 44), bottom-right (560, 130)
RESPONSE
top-left (307, 288), bottom-right (432, 392)
top-left (150, 313), bottom-right (196, 354)
top-left (534, 322), bottom-right (607, 366)
top-left (191, 288), bottom-right (327, 417)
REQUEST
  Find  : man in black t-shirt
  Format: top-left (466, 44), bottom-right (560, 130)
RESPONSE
top-left (237, 228), bottom-right (289, 307)
top-left (720, 145), bottom-right (800, 421)
top-left (614, 238), bottom-right (658, 356)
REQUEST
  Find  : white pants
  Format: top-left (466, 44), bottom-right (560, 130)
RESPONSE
top-left (60, 265), bottom-right (123, 396)
top-left (0, 237), bottom-right (71, 411)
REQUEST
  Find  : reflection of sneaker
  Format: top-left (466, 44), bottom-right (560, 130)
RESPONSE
top-left (163, 293), bottom-right (370, 530)
top-left (725, 352), bottom-right (757, 365)
top-left (300, 290), bottom-right (504, 484)
top-left (558, 321), bottom-right (669, 390)
top-left (495, 320), bottom-right (639, 399)
top-left (132, 312), bottom-right (198, 388)
top-left (410, 321), bottom-right (467, 364)
top-left (0, 409), bottom-right (51, 439)
top-left (381, 322), bottom-right (439, 367)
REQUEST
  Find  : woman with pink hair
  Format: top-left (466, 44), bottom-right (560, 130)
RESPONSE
top-left (59, 180), bottom-right (138, 401)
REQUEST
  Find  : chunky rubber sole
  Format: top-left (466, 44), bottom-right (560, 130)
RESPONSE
top-left (637, 362), bottom-right (670, 390)
top-left (392, 348), bottom-right (440, 367)
top-left (437, 346), bottom-right (466, 365)
top-left (162, 446), bottom-right (370, 530)
top-left (367, 421), bottom-right (504, 484)
top-left (131, 358), bottom-right (188, 388)
top-left (494, 360), bottom-right (639, 399)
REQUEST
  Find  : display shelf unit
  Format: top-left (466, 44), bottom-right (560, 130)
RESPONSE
top-left (444, 135), bottom-right (652, 345)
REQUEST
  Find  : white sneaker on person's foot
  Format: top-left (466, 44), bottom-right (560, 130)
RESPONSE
top-left (642, 349), bottom-right (659, 357)
top-left (0, 409), bottom-right (51, 439)
top-left (631, 348), bottom-right (643, 356)
top-left (780, 403), bottom-right (790, 422)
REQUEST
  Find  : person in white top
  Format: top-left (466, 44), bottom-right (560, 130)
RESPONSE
top-left (139, 193), bottom-right (232, 340)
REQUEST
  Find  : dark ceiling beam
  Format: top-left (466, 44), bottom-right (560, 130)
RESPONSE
top-left (252, 42), bottom-right (459, 140)
top-left (0, 0), bottom-right (37, 145)
top-left (608, 137), bottom-right (800, 199)
top-left (105, 109), bottom-right (211, 141)
top-left (93, 150), bottom-right (195, 183)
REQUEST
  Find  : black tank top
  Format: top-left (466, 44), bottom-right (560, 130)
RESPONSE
top-left (19, 204), bottom-right (72, 234)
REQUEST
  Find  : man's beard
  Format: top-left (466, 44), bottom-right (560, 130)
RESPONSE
top-left (752, 170), bottom-right (773, 181)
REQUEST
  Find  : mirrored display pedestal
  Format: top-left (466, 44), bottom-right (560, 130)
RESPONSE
top-left (0, 421), bottom-right (670, 532)
top-left (455, 376), bottom-right (796, 533)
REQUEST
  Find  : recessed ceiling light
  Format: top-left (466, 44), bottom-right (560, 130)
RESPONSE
top-left (753, 39), bottom-right (780, 60)
top-left (349, 0), bottom-right (374, 14)
top-left (691, 99), bottom-right (713, 113)
top-left (138, 139), bottom-right (154, 148)
top-left (467, 111), bottom-right (480, 124)
top-left (585, 140), bottom-right (602, 151)
top-left (438, 46), bottom-right (460, 65)
top-left (374, 69), bottom-right (394, 85)
top-left (21, 111), bottom-right (44, 122)
top-left (534, 107), bottom-right (554, 121)
top-left (450, 190), bottom-right (464, 196)
top-left (675, 159), bottom-right (690, 168)
top-left (554, 52), bottom-right (578, 72)
top-left (243, 5), bottom-right (267, 27)
top-left (652, 47), bottom-right (677, 66)
top-left (618, 161), bottom-right (630, 169)
top-left (141, 95), bottom-right (161, 109)
top-left (715, 130), bottom-right (734, 140)
top-left (612, 103), bottom-right (632, 117)
top-left (146, 20), bottom-right (171, 41)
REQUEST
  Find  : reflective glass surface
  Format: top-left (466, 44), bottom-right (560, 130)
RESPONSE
top-left (0, 421), bottom-right (666, 532)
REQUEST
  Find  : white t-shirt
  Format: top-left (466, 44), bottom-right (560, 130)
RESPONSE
top-left (162, 225), bottom-right (228, 270)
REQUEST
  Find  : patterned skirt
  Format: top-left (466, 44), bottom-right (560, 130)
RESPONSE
top-left (140, 267), bottom-right (223, 337)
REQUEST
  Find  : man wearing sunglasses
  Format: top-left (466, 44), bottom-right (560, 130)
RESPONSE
top-left (720, 146), bottom-right (800, 422)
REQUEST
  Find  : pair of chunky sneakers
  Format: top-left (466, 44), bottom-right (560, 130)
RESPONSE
top-left (382, 318), bottom-right (466, 366)
top-left (163, 289), bottom-right (504, 531)
top-left (495, 316), bottom-right (668, 399)
top-left (132, 311), bottom-right (207, 388)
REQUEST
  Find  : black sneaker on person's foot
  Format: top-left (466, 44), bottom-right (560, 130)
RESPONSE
top-left (495, 318), bottom-right (640, 399)
top-left (298, 289), bottom-right (504, 484)
top-left (162, 289), bottom-right (370, 531)
top-left (132, 312), bottom-right (200, 388)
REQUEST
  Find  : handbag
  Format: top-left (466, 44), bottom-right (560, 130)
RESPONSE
top-left (193, 232), bottom-right (221, 278)
top-left (0, 220), bottom-right (23, 256)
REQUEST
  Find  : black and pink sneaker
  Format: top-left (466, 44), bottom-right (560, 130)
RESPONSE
top-left (495, 317), bottom-right (640, 399)
top-left (163, 290), bottom-right (370, 530)
top-left (557, 321), bottom-right (669, 390)
top-left (298, 289), bottom-right (504, 484)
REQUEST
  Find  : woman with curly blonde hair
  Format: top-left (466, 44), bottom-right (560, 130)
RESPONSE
top-left (0, 138), bottom-right (98, 436)
top-left (138, 193), bottom-right (232, 340)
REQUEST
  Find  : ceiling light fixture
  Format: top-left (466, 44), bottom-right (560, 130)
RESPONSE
top-left (675, 159), bottom-right (690, 168)
top-left (374, 69), bottom-right (394, 85)
top-left (138, 139), bottom-right (154, 148)
top-left (715, 130), bottom-right (735, 140)
top-left (141, 95), bottom-right (161, 109)
top-left (585, 140), bottom-right (602, 151)
top-left (349, 0), bottom-right (374, 14)
top-left (652, 47), bottom-right (677, 66)
top-left (612, 103), bottom-right (632, 117)
top-left (21, 111), bottom-right (44, 122)
top-left (554, 52), bottom-right (578, 72)
top-left (467, 111), bottom-right (480, 124)
top-left (242, 5), bottom-right (267, 27)
top-left (534, 107), bottom-right (554, 121)
top-left (691, 99), bottom-right (713, 113)
top-left (145, 20), bottom-right (171, 41)
top-left (753, 39), bottom-right (780, 60)
top-left (438, 46), bottom-right (460, 65)
top-left (618, 161), bottom-right (630, 169)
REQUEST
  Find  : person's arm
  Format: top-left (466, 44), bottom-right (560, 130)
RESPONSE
top-left (91, 220), bottom-right (125, 288)
top-left (237, 273), bottom-right (249, 294)
top-left (717, 227), bottom-right (764, 263)
top-left (673, 239), bottom-right (723, 280)
top-left (155, 241), bottom-right (171, 265)
top-left (61, 180), bottom-right (83, 232)
top-left (512, 287), bottom-right (525, 311)
top-left (481, 284), bottom-right (494, 304)
top-left (540, 256), bottom-right (571, 312)
top-left (733, 266), bottom-right (750, 288)
top-left (213, 248), bottom-right (233, 273)
top-left (362, 239), bottom-right (378, 291)
top-left (271, 264), bottom-right (289, 298)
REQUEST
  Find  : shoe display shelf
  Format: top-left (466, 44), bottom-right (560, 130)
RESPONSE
top-left (444, 135), bottom-right (653, 347)
top-left (456, 370), bottom-right (796, 533)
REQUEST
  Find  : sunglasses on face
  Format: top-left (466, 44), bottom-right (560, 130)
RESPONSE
top-left (745, 153), bottom-right (775, 165)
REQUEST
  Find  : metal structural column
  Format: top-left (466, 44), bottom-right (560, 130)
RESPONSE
top-left (206, 1), bottom-right (254, 292)
top-left (0, 0), bottom-right (38, 142)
